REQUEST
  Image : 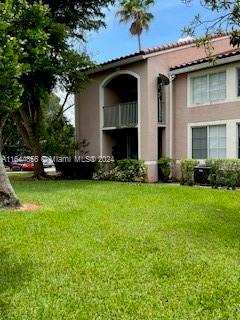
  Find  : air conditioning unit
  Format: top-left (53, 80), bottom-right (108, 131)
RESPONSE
top-left (194, 166), bottom-right (211, 186)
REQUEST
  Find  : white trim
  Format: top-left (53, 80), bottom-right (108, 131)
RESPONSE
top-left (99, 82), bottom-right (104, 156)
top-left (99, 70), bottom-right (141, 159)
top-left (187, 67), bottom-right (228, 108)
top-left (169, 75), bottom-right (174, 158)
top-left (102, 126), bottom-right (139, 131)
top-left (145, 160), bottom-right (158, 165)
top-left (235, 67), bottom-right (240, 98)
top-left (87, 55), bottom-right (145, 75)
top-left (137, 76), bottom-right (141, 160)
top-left (187, 119), bottom-right (240, 159)
top-left (102, 127), bottom-right (117, 131)
top-left (187, 64), bottom-right (240, 108)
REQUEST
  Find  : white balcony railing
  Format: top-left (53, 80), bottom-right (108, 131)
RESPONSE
top-left (103, 101), bottom-right (138, 128)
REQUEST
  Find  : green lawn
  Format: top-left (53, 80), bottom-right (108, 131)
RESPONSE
top-left (1, 179), bottom-right (240, 319)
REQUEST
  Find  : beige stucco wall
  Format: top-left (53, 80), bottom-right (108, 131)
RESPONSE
top-left (75, 35), bottom-right (234, 181)
top-left (75, 61), bottom-right (148, 158)
top-left (146, 36), bottom-right (233, 158)
top-left (173, 61), bottom-right (240, 160)
top-left (75, 75), bottom-right (101, 156)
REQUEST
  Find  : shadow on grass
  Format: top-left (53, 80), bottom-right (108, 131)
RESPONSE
top-left (11, 178), bottom-right (118, 194)
top-left (177, 201), bottom-right (240, 250)
top-left (0, 250), bottom-right (32, 319)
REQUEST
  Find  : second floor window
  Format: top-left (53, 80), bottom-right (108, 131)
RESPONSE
top-left (191, 71), bottom-right (226, 105)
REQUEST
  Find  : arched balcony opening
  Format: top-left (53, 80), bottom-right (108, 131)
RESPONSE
top-left (103, 74), bottom-right (138, 129)
top-left (101, 73), bottom-right (139, 160)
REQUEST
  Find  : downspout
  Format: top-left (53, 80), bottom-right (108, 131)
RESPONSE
top-left (169, 74), bottom-right (176, 159)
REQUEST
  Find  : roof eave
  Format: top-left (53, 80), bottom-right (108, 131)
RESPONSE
top-left (86, 54), bottom-right (145, 75)
top-left (169, 54), bottom-right (240, 75)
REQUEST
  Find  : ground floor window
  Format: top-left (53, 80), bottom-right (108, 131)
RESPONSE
top-left (192, 124), bottom-right (226, 159)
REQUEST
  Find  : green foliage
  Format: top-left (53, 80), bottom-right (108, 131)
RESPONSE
top-left (2, 93), bottom-right (77, 157)
top-left (94, 159), bottom-right (146, 182)
top-left (2, 117), bottom-right (30, 156)
top-left (4, 0), bottom-right (113, 177)
top-left (158, 157), bottom-right (173, 181)
top-left (41, 0), bottom-right (115, 39)
top-left (206, 159), bottom-right (240, 189)
top-left (41, 94), bottom-right (77, 157)
top-left (183, 0), bottom-right (240, 48)
top-left (0, 0), bottom-right (53, 119)
top-left (180, 159), bottom-right (198, 186)
top-left (2, 0), bottom-right (53, 94)
top-left (0, 0), bottom-right (26, 113)
top-left (41, 117), bottom-right (76, 157)
top-left (115, 159), bottom-right (146, 182)
top-left (93, 162), bottom-right (116, 181)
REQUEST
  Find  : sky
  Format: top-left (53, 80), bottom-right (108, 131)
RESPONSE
top-left (85, 0), bottom-right (217, 64)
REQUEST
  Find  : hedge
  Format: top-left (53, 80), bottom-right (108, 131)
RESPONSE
top-left (93, 159), bottom-right (146, 182)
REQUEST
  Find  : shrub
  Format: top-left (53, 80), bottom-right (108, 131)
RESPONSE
top-left (180, 159), bottom-right (198, 186)
top-left (205, 159), bottom-right (225, 188)
top-left (54, 161), bottom-right (95, 179)
top-left (93, 162), bottom-right (116, 181)
top-left (93, 159), bottom-right (146, 182)
top-left (206, 159), bottom-right (240, 189)
top-left (158, 157), bottom-right (172, 182)
top-left (115, 159), bottom-right (146, 182)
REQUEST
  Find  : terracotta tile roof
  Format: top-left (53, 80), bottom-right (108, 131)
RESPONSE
top-left (142, 32), bottom-right (228, 55)
top-left (170, 48), bottom-right (240, 71)
top-left (99, 33), bottom-right (229, 67)
top-left (99, 51), bottom-right (144, 66)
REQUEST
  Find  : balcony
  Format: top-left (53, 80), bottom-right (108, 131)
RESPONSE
top-left (103, 101), bottom-right (138, 128)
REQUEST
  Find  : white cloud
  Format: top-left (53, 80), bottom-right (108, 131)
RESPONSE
top-left (178, 36), bottom-right (194, 42)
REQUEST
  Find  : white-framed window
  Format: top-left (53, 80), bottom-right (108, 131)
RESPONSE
top-left (192, 124), bottom-right (226, 159)
top-left (190, 71), bottom-right (226, 105)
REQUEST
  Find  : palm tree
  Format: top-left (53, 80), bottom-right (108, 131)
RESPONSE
top-left (116, 0), bottom-right (154, 52)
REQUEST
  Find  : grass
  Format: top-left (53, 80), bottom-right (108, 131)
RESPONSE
top-left (1, 179), bottom-right (240, 319)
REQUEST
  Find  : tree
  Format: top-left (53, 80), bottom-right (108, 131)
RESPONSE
top-left (0, 1), bottom-right (25, 209)
top-left (2, 93), bottom-right (77, 160)
top-left (183, 0), bottom-right (240, 48)
top-left (9, 0), bottom-right (114, 179)
top-left (1, 117), bottom-right (29, 156)
top-left (116, 0), bottom-right (154, 51)
top-left (41, 94), bottom-right (77, 158)
top-left (0, 0), bottom-right (51, 208)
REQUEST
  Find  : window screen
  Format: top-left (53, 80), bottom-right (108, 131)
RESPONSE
top-left (191, 72), bottom-right (226, 105)
top-left (192, 127), bottom-right (207, 159)
top-left (209, 125), bottom-right (226, 159)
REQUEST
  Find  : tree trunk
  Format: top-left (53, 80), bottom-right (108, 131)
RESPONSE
top-left (32, 143), bottom-right (46, 179)
top-left (13, 101), bottom-right (46, 180)
top-left (0, 116), bottom-right (21, 209)
top-left (138, 34), bottom-right (142, 52)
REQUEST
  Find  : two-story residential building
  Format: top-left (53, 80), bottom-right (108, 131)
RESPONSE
top-left (75, 34), bottom-right (239, 182)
